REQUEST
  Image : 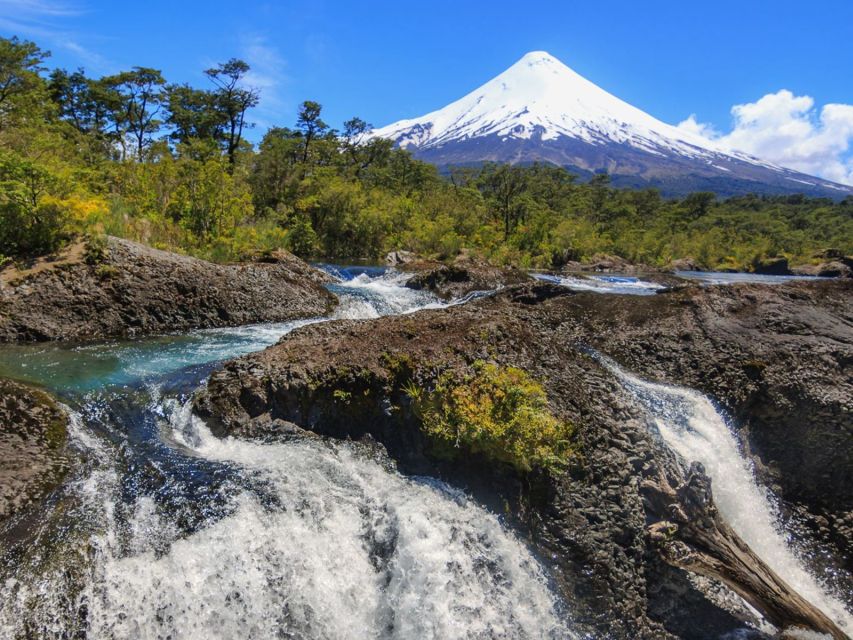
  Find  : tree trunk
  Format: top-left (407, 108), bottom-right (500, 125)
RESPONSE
top-left (643, 462), bottom-right (846, 639)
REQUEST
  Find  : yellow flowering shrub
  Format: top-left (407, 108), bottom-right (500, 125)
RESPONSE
top-left (408, 361), bottom-right (573, 472)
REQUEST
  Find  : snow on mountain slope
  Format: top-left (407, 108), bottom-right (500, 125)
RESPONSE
top-left (371, 52), bottom-right (852, 198)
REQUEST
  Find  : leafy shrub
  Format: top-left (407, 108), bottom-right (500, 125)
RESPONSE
top-left (0, 201), bottom-right (69, 257)
top-left (84, 232), bottom-right (109, 264)
top-left (407, 361), bottom-right (574, 472)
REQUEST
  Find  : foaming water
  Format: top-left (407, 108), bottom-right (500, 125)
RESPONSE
top-left (598, 355), bottom-right (852, 634)
top-left (533, 272), bottom-right (665, 295)
top-left (675, 271), bottom-right (827, 285)
top-left (78, 401), bottom-right (573, 639)
top-left (0, 268), bottom-right (571, 639)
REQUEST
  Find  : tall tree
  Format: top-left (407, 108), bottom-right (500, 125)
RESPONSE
top-left (478, 163), bottom-right (529, 240)
top-left (251, 126), bottom-right (304, 213)
top-left (0, 37), bottom-right (49, 128)
top-left (341, 117), bottom-right (391, 176)
top-left (296, 100), bottom-right (328, 164)
top-left (589, 172), bottom-right (611, 217)
top-left (165, 84), bottom-right (225, 146)
top-left (48, 68), bottom-right (112, 137)
top-left (682, 191), bottom-right (716, 220)
top-left (205, 59), bottom-right (259, 166)
top-left (102, 67), bottom-right (166, 160)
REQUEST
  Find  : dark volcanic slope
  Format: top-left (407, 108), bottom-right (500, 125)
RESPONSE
top-left (0, 237), bottom-right (337, 343)
top-left (414, 134), bottom-right (853, 199)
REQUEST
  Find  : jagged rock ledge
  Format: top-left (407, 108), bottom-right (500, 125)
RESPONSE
top-left (398, 252), bottom-right (532, 299)
top-left (0, 237), bottom-right (337, 343)
top-left (195, 279), bottom-right (851, 639)
top-left (0, 378), bottom-right (69, 526)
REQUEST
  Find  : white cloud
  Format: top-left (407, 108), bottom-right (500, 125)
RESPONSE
top-left (237, 33), bottom-right (290, 133)
top-left (675, 114), bottom-right (720, 141)
top-left (0, 0), bottom-right (111, 71)
top-left (0, 0), bottom-right (80, 17)
top-left (678, 90), bottom-right (853, 186)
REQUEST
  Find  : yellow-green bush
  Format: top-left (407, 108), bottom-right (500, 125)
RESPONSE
top-left (407, 361), bottom-right (574, 472)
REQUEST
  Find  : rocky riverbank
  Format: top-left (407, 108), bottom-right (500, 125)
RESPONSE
top-left (195, 278), bottom-right (851, 638)
top-left (0, 378), bottom-right (69, 525)
top-left (0, 237), bottom-right (337, 343)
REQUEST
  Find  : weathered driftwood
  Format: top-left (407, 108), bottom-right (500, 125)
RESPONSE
top-left (642, 462), bottom-right (846, 640)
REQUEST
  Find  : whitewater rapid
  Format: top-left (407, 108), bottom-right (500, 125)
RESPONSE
top-left (599, 356), bottom-right (852, 636)
top-left (0, 268), bottom-right (575, 640)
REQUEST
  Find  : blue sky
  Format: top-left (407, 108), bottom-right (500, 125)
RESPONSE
top-left (3, 0), bottom-right (853, 183)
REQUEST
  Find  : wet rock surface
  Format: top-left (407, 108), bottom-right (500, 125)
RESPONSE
top-left (402, 253), bottom-right (531, 299)
top-left (0, 237), bottom-right (338, 343)
top-left (0, 378), bottom-right (69, 524)
top-left (195, 278), bottom-right (852, 638)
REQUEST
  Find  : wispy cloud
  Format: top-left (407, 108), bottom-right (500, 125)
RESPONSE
top-left (0, 0), bottom-right (81, 17)
top-left (0, 0), bottom-right (110, 71)
top-left (679, 91), bottom-right (853, 186)
top-left (238, 33), bottom-right (290, 131)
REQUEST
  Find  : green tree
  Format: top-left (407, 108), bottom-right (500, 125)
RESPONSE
top-left (478, 163), bottom-right (529, 240)
top-left (102, 67), bottom-right (166, 160)
top-left (682, 191), bottom-right (716, 220)
top-left (165, 83), bottom-right (225, 147)
top-left (0, 151), bottom-right (67, 256)
top-left (0, 37), bottom-right (49, 128)
top-left (205, 59), bottom-right (259, 166)
top-left (341, 117), bottom-right (392, 176)
top-left (296, 100), bottom-right (328, 164)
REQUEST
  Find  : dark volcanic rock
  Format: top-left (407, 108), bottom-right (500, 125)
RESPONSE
top-left (562, 253), bottom-right (659, 275)
top-left (195, 279), bottom-right (852, 638)
top-left (792, 260), bottom-right (853, 279)
top-left (403, 253), bottom-right (531, 299)
top-left (0, 378), bottom-right (69, 523)
top-left (0, 237), bottom-right (337, 343)
top-left (195, 280), bottom-right (850, 636)
top-left (752, 257), bottom-right (791, 275)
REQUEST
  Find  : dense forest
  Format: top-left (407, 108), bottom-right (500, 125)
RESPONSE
top-left (1, 35), bottom-right (851, 269)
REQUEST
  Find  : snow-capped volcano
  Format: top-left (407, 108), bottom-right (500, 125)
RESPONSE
top-left (371, 51), bottom-right (852, 198)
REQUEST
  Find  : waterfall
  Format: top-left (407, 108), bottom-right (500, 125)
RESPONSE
top-left (0, 268), bottom-right (575, 639)
top-left (598, 355), bottom-right (852, 635)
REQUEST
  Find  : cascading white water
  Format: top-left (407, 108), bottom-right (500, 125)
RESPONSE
top-left (0, 268), bottom-right (575, 639)
top-left (599, 356), bottom-right (852, 635)
top-left (533, 273), bottom-right (665, 295)
top-left (77, 401), bottom-right (573, 640)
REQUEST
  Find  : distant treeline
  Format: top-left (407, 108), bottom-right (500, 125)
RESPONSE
top-left (1, 35), bottom-right (851, 269)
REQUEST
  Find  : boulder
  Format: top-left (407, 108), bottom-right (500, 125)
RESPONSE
top-left (752, 257), bottom-right (791, 275)
top-left (385, 250), bottom-right (418, 266)
top-left (0, 237), bottom-right (338, 343)
top-left (563, 253), bottom-right (660, 275)
top-left (668, 257), bottom-right (701, 272)
top-left (0, 378), bottom-right (69, 523)
top-left (403, 253), bottom-right (531, 299)
top-left (792, 261), bottom-right (852, 278)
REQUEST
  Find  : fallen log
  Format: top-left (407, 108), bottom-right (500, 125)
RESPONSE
top-left (643, 461), bottom-right (846, 639)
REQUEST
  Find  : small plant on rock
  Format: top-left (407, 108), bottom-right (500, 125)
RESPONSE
top-left (84, 233), bottom-right (109, 265)
top-left (407, 360), bottom-right (574, 472)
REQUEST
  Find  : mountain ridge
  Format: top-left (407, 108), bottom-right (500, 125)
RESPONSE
top-left (371, 52), bottom-right (852, 198)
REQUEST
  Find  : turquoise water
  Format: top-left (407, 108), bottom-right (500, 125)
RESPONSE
top-left (0, 320), bottom-right (316, 394)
